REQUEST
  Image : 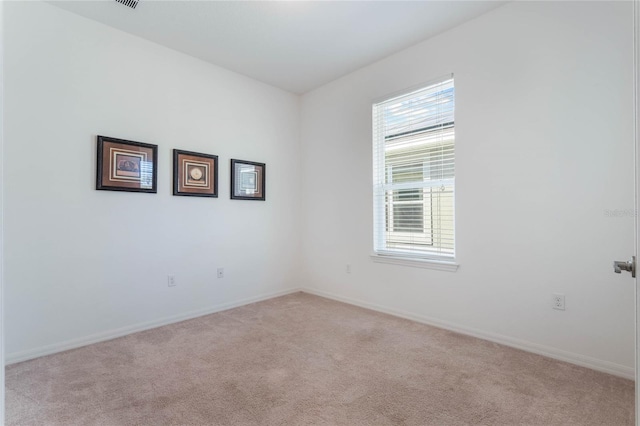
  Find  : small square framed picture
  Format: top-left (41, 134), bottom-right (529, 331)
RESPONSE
top-left (96, 135), bottom-right (158, 193)
top-left (173, 149), bottom-right (218, 197)
top-left (231, 159), bottom-right (265, 201)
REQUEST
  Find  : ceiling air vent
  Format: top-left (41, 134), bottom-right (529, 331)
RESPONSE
top-left (115, 0), bottom-right (139, 9)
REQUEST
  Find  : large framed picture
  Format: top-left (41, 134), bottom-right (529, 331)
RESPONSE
top-left (230, 159), bottom-right (265, 201)
top-left (173, 149), bottom-right (218, 197)
top-left (96, 135), bottom-right (158, 193)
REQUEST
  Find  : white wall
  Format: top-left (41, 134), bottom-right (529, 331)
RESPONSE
top-left (4, 2), bottom-right (301, 360)
top-left (300, 1), bottom-right (636, 377)
top-left (0, 0), bottom-right (6, 420)
top-left (634, 0), bottom-right (640, 416)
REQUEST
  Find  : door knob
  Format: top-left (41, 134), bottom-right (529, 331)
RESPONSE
top-left (614, 256), bottom-right (636, 278)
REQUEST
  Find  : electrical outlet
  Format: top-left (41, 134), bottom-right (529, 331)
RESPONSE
top-left (217, 268), bottom-right (224, 279)
top-left (346, 264), bottom-right (351, 274)
top-left (168, 275), bottom-right (176, 287)
top-left (552, 293), bottom-right (565, 310)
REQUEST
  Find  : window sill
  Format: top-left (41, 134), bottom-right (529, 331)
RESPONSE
top-left (370, 253), bottom-right (459, 272)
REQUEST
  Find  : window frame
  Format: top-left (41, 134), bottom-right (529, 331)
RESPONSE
top-left (371, 76), bottom-right (458, 271)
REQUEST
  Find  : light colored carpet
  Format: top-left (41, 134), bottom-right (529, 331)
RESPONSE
top-left (6, 292), bottom-right (634, 425)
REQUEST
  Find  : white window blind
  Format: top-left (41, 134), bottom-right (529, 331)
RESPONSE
top-left (373, 76), bottom-right (455, 261)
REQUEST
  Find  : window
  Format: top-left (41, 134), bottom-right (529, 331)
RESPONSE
top-left (373, 76), bottom-right (455, 262)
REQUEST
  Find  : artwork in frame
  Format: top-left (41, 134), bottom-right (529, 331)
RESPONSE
top-left (230, 159), bottom-right (266, 201)
top-left (96, 135), bottom-right (158, 193)
top-left (173, 149), bottom-right (219, 197)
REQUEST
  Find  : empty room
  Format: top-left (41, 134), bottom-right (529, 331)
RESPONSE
top-left (1, 0), bottom-right (638, 425)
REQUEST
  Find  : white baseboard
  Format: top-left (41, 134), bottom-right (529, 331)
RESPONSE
top-left (301, 288), bottom-right (635, 381)
top-left (6, 288), bottom-right (302, 365)
top-left (9, 286), bottom-right (634, 381)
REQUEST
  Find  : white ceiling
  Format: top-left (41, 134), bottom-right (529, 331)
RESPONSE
top-left (49, 0), bottom-right (507, 94)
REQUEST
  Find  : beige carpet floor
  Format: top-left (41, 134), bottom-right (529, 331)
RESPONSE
top-left (6, 292), bottom-right (635, 425)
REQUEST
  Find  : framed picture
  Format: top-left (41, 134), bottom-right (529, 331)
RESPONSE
top-left (96, 135), bottom-right (158, 193)
top-left (230, 159), bottom-right (266, 201)
top-left (173, 149), bottom-right (218, 197)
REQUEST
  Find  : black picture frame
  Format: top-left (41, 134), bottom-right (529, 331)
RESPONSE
top-left (173, 149), bottom-right (219, 198)
top-left (96, 135), bottom-right (158, 193)
top-left (230, 159), bottom-right (266, 201)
